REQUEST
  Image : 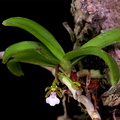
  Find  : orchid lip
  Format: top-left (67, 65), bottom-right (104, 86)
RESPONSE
top-left (46, 92), bottom-right (60, 106)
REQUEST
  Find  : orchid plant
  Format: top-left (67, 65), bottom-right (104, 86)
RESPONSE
top-left (1, 17), bottom-right (120, 120)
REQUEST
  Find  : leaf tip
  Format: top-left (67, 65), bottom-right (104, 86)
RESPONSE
top-left (2, 20), bottom-right (7, 26)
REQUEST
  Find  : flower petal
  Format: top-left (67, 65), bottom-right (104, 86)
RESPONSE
top-left (46, 92), bottom-right (60, 106)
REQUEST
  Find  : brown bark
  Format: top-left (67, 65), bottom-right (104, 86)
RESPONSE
top-left (70, 0), bottom-right (120, 48)
top-left (66, 0), bottom-right (120, 119)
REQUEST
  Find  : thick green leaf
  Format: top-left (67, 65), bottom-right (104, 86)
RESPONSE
top-left (2, 41), bottom-right (59, 64)
top-left (13, 50), bottom-right (59, 66)
top-left (2, 17), bottom-right (65, 61)
top-left (7, 50), bottom-right (58, 76)
top-left (81, 28), bottom-right (120, 49)
top-left (64, 47), bottom-right (119, 85)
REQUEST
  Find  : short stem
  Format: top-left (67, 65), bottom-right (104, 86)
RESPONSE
top-left (60, 59), bottom-right (72, 73)
top-left (52, 79), bottom-right (58, 86)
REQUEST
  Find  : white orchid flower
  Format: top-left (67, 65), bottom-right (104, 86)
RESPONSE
top-left (46, 92), bottom-right (60, 106)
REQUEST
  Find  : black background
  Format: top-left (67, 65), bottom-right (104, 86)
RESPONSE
top-left (0, 0), bottom-right (80, 120)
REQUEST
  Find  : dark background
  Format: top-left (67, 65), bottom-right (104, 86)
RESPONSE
top-left (0, 0), bottom-right (81, 120)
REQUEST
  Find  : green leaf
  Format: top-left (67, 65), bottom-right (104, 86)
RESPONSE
top-left (2, 41), bottom-right (60, 76)
top-left (13, 50), bottom-right (59, 66)
top-left (2, 41), bottom-right (59, 64)
top-left (7, 61), bottom-right (24, 76)
top-left (7, 50), bottom-right (58, 76)
top-left (2, 17), bottom-right (65, 61)
top-left (64, 47), bottom-right (119, 85)
top-left (81, 28), bottom-right (120, 49)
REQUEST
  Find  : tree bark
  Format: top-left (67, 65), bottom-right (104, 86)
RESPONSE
top-left (71, 0), bottom-right (120, 48)
top-left (67, 0), bottom-right (120, 119)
